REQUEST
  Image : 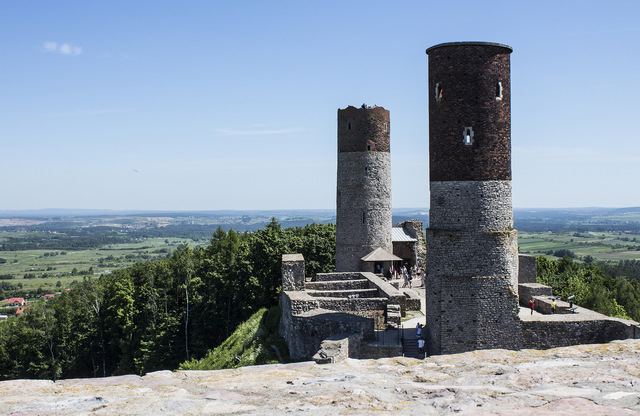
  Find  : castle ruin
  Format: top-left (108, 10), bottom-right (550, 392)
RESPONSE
top-left (279, 41), bottom-right (640, 362)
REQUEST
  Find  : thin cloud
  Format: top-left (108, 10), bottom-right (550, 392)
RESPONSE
top-left (43, 41), bottom-right (82, 56)
top-left (213, 127), bottom-right (301, 136)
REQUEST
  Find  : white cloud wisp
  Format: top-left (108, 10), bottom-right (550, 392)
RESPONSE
top-left (43, 41), bottom-right (82, 56)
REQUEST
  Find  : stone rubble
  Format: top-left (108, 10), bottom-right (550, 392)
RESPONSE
top-left (1, 340), bottom-right (640, 415)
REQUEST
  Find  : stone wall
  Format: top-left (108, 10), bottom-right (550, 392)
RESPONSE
top-left (522, 319), bottom-right (640, 350)
top-left (336, 151), bottom-right (392, 272)
top-left (426, 274), bottom-right (521, 355)
top-left (518, 254), bottom-right (537, 284)
top-left (281, 303), bottom-right (374, 361)
top-left (393, 220), bottom-right (426, 270)
top-left (429, 181), bottom-right (513, 231)
top-left (426, 229), bottom-right (519, 284)
top-left (282, 254), bottom-right (305, 291)
top-left (518, 283), bottom-right (553, 307)
top-left (361, 272), bottom-right (405, 313)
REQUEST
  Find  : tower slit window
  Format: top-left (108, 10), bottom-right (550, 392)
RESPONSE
top-left (495, 82), bottom-right (503, 101)
top-left (435, 83), bottom-right (443, 102)
top-left (463, 127), bottom-right (474, 146)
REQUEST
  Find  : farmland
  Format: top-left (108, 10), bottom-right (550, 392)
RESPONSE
top-left (1, 207), bottom-right (640, 303)
top-left (518, 230), bottom-right (640, 262)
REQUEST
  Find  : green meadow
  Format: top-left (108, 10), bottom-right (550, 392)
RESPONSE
top-left (518, 231), bottom-right (640, 262)
top-left (0, 237), bottom-right (202, 296)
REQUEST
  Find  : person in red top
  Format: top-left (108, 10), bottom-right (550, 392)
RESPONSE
top-left (529, 298), bottom-right (535, 315)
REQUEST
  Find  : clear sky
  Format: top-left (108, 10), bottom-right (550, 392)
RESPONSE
top-left (1, 1), bottom-right (638, 211)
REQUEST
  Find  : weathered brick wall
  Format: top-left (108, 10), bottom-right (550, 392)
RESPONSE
top-left (337, 106), bottom-right (390, 153)
top-left (336, 106), bottom-right (392, 272)
top-left (426, 42), bottom-right (512, 182)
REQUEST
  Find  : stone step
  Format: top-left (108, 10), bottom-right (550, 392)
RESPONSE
top-left (305, 279), bottom-right (369, 291)
top-left (403, 338), bottom-right (425, 359)
top-left (385, 304), bottom-right (401, 328)
top-left (315, 297), bottom-right (388, 311)
top-left (315, 272), bottom-right (362, 282)
top-left (306, 288), bottom-right (379, 299)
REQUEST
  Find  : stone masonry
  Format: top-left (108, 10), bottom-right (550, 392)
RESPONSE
top-left (425, 42), bottom-right (521, 355)
top-left (335, 105), bottom-right (392, 273)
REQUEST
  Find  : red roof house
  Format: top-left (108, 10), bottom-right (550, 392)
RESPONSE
top-left (7, 298), bottom-right (25, 307)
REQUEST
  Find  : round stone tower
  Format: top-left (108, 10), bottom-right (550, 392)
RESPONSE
top-left (335, 105), bottom-right (392, 272)
top-left (425, 42), bottom-right (521, 355)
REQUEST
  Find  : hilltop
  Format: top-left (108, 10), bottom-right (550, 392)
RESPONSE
top-left (1, 340), bottom-right (639, 415)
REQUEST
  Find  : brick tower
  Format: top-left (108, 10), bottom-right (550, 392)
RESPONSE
top-left (335, 105), bottom-right (392, 272)
top-left (425, 42), bottom-right (521, 355)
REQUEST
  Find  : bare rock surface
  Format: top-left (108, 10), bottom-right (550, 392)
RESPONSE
top-left (2, 340), bottom-right (640, 415)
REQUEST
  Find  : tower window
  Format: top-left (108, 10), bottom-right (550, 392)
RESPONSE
top-left (383, 123), bottom-right (388, 132)
top-left (435, 83), bottom-right (443, 102)
top-left (348, 122), bottom-right (352, 130)
top-left (495, 82), bottom-right (503, 101)
top-left (362, 212), bottom-right (366, 223)
top-left (366, 143), bottom-right (372, 151)
top-left (463, 127), bottom-right (474, 146)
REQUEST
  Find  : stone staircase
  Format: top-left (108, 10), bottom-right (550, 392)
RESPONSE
top-left (305, 273), bottom-right (386, 305)
top-left (402, 335), bottom-right (424, 359)
top-left (304, 272), bottom-right (401, 320)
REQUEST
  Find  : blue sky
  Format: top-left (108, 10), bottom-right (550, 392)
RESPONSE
top-left (1, 1), bottom-right (638, 211)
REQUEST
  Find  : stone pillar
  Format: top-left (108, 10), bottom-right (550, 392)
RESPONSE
top-left (335, 105), bottom-right (392, 272)
top-left (282, 254), bottom-right (305, 291)
top-left (425, 42), bottom-right (521, 355)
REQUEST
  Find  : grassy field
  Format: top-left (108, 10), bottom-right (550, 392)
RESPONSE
top-left (0, 237), bottom-right (203, 296)
top-left (518, 231), bottom-right (640, 262)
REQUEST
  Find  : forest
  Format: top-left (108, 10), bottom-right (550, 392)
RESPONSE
top-left (0, 220), bottom-right (335, 380)
top-left (537, 256), bottom-right (640, 321)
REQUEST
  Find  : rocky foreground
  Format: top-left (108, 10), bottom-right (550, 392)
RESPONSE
top-left (2, 340), bottom-right (640, 415)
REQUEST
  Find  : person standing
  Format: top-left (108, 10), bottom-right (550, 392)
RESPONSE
top-left (418, 337), bottom-right (425, 358)
top-left (529, 298), bottom-right (535, 315)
